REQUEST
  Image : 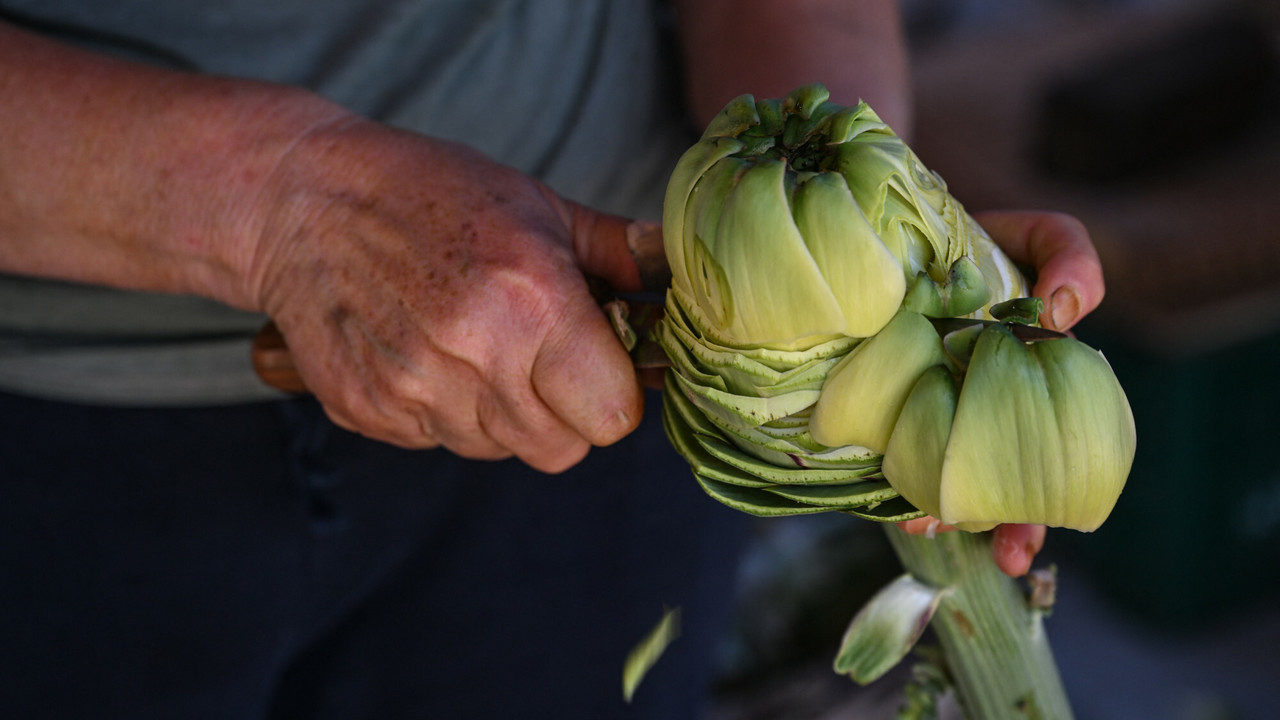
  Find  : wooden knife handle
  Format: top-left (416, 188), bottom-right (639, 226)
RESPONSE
top-left (251, 223), bottom-right (671, 395)
top-left (251, 321), bottom-right (309, 394)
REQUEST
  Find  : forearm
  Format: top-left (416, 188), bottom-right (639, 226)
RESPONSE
top-left (673, 0), bottom-right (912, 137)
top-left (0, 21), bottom-right (349, 310)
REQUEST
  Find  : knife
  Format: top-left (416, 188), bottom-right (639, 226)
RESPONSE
top-left (250, 296), bottom-right (672, 394)
top-left (251, 220), bottom-right (674, 394)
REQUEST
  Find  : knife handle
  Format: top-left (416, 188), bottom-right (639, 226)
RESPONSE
top-left (251, 321), bottom-right (309, 394)
top-left (250, 222), bottom-right (671, 395)
top-left (251, 294), bottom-right (672, 394)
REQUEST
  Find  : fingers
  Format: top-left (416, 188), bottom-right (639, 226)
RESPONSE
top-left (363, 274), bottom-right (641, 472)
top-left (973, 211), bottom-right (1105, 332)
top-left (991, 524), bottom-right (1047, 578)
top-left (896, 518), bottom-right (1047, 578)
top-left (896, 517), bottom-right (955, 536)
top-left (530, 283), bottom-right (645, 452)
top-left (307, 325), bottom-right (602, 474)
top-left (474, 377), bottom-right (592, 473)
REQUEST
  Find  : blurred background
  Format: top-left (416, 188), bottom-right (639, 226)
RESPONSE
top-left (709, 0), bottom-right (1280, 717)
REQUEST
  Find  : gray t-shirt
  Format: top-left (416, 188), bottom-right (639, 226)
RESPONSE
top-left (0, 0), bottom-right (692, 405)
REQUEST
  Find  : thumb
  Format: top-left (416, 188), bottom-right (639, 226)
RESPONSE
top-left (973, 211), bottom-right (1105, 332)
top-left (531, 278), bottom-right (645, 448)
top-left (560, 199), bottom-right (669, 293)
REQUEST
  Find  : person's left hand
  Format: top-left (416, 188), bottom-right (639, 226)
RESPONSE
top-left (899, 210), bottom-right (1106, 577)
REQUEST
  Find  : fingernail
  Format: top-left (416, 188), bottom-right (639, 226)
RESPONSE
top-left (1049, 286), bottom-right (1080, 331)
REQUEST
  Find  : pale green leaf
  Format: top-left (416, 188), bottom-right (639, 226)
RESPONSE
top-left (834, 575), bottom-right (944, 684)
top-left (622, 607), bottom-right (681, 703)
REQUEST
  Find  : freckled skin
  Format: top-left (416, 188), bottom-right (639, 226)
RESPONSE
top-left (250, 120), bottom-right (645, 472)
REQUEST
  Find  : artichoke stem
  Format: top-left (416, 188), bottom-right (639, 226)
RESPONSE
top-left (884, 525), bottom-right (1075, 720)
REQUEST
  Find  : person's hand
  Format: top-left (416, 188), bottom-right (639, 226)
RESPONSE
top-left (972, 210), bottom-right (1105, 333)
top-left (899, 210), bottom-right (1106, 577)
top-left (0, 21), bottom-right (644, 475)
top-left (246, 117), bottom-right (646, 473)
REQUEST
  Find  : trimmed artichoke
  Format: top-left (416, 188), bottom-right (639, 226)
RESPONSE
top-left (658, 84), bottom-right (1134, 532)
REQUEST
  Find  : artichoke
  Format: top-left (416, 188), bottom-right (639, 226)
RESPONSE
top-left (657, 84), bottom-right (1135, 532)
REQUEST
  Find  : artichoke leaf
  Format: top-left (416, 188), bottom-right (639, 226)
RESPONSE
top-left (699, 406), bottom-right (882, 470)
top-left (654, 321), bottom-right (727, 392)
top-left (791, 171), bottom-right (906, 338)
top-left (1035, 339), bottom-right (1136, 531)
top-left (661, 396), bottom-right (775, 489)
top-left (664, 136), bottom-right (747, 301)
top-left (824, 101), bottom-right (890, 144)
top-left (881, 366), bottom-right (1000, 533)
top-left (968, 218), bottom-right (1032, 316)
top-left (881, 365), bottom-right (956, 523)
top-left (834, 574), bottom-right (945, 684)
top-left (662, 315), bottom-right (845, 397)
top-left (672, 368), bottom-right (820, 428)
top-left (684, 156), bottom-right (751, 331)
top-left (696, 430), bottom-right (882, 486)
top-left (843, 496), bottom-right (926, 523)
top-left (810, 310), bottom-right (948, 452)
top-left (700, 93), bottom-right (763, 140)
top-left (766, 479), bottom-right (900, 508)
top-left (708, 158), bottom-right (848, 346)
top-left (940, 324), bottom-right (1065, 528)
top-left (695, 475), bottom-right (831, 517)
top-left (665, 286), bottom-right (858, 368)
top-left (665, 374), bottom-right (876, 468)
top-left (622, 607), bottom-right (681, 703)
top-left (666, 377), bottom-right (878, 485)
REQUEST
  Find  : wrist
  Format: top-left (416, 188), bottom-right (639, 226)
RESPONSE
top-left (174, 82), bottom-right (355, 311)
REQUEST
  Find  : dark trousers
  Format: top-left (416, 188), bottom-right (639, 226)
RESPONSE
top-left (0, 390), bottom-right (746, 719)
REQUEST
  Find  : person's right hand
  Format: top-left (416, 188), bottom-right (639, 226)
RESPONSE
top-left (1, 12), bottom-right (646, 474)
top-left (244, 116), bottom-right (647, 473)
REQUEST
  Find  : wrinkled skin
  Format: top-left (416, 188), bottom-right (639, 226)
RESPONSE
top-left (249, 118), bottom-right (648, 473)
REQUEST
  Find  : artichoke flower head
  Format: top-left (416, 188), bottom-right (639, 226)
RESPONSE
top-left (664, 84), bottom-right (1021, 351)
top-left (657, 84), bottom-right (1134, 533)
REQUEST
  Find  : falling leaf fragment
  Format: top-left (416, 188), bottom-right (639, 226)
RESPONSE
top-left (622, 607), bottom-right (681, 702)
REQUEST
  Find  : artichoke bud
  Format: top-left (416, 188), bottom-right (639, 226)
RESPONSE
top-left (665, 85), bottom-right (1007, 351)
top-left (883, 323), bottom-right (1136, 531)
top-left (657, 84), bottom-right (1131, 530)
